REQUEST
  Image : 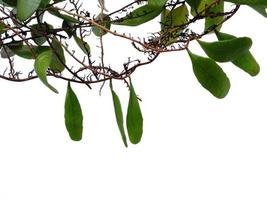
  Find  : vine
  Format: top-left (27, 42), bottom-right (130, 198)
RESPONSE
top-left (0, 0), bottom-right (265, 146)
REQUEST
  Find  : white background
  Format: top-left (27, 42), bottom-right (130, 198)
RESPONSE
top-left (1, 1), bottom-right (267, 199)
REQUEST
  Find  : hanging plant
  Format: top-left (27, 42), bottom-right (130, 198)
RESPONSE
top-left (0, 0), bottom-right (264, 146)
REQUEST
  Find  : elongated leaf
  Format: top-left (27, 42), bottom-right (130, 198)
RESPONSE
top-left (110, 82), bottom-right (128, 147)
top-left (48, 7), bottom-right (79, 23)
top-left (126, 82), bottom-right (143, 144)
top-left (113, 4), bottom-right (163, 26)
top-left (225, 0), bottom-right (267, 5)
top-left (17, 0), bottom-right (42, 21)
top-left (64, 82), bottom-right (83, 141)
top-left (188, 50), bottom-right (230, 98)
top-left (198, 37), bottom-right (252, 62)
top-left (205, 0), bottom-right (224, 32)
top-left (216, 31), bottom-right (260, 76)
top-left (34, 50), bottom-right (58, 93)
top-left (8, 43), bottom-right (50, 59)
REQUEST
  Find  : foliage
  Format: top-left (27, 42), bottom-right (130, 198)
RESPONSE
top-left (0, 0), bottom-right (265, 146)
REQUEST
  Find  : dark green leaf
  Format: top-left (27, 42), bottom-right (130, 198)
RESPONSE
top-left (216, 31), bottom-right (260, 76)
top-left (113, 4), bottom-right (163, 26)
top-left (64, 82), bottom-right (83, 141)
top-left (126, 82), bottom-right (143, 144)
top-left (188, 50), bottom-right (231, 98)
top-left (34, 50), bottom-right (58, 93)
top-left (31, 23), bottom-right (53, 46)
top-left (198, 37), bottom-right (252, 62)
top-left (2, 0), bottom-right (17, 7)
top-left (185, 0), bottom-right (201, 10)
top-left (110, 82), bottom-right (128, 147)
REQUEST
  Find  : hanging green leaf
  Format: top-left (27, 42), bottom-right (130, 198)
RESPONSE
top-left (64, 82), bottom-right (83, 141)
top-left (74, 34), bottom-right (91, 55)
top-left (62, 20), bottom-right (75, 38)
top-left (188, 50), bottom-right (231, 99)
top-left (160, 4), bottom-right (188, 45)
top-left (92, 14), bottom-right (111, 37)
top-left (17, 0), bottom-right (42, 21)
top-left (34, 50), bottom-right (58, 93)
top-left (126, 82), bottom-right (143, 144)
top-left (0, 21), bottom-right (7, 34)
top-left (205, 0), bottom-right (224, 32)
top-left (113, 4), bottom-right (163, 26)
top-left (198, 37), bottom-right (252, 62)
top-left (216, 31), bottom-right (260, 76)
top-left (110, 82), bottom-right (128, 147)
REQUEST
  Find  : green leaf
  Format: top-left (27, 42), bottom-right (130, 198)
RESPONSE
top-left (64, 82), bottom-right (83, 141)
top-left (113, 4), bottom-right (163, 26)
top-left (185, 0), bottom-right (201, 10)
top-left (250, 5), bottom-right (267, 17)
top-left (225, 0), bottom-right (267, 5)
top-left (198, 37), bottom-right (252, 62)
top-left (17, 0), bottom-right (42, 21)
top-left (0, 21), bottom-right (7, 34)
top-left (188, 50), bottom-right (231, 99)
top-left (126, 82), bottom-right (143, 144)
top-left (8, 43), bottom-right (50, 59)
top-left (48, 7), bottom-right (79, 23)
top-left (34, 50), bottom-right (58, 93)
top-left (205, 0), bottom-right (224, 32)
top-left (148, 0), bottom-right (168, 7)
top-left (74, 34), bottom-right (91, 55)
top-left (160, 4), bottom-right (188, 45)
top-left (216, 31), bottom-right (260, 76)
top-left (31, 23), bottom-right (53, 46)
top-left (92, 14), bottom-right (111, 37)
top-left (50, 38), bottom-right (65, 72)
top-left (110, 82), bottom-right (128, 147)
top-left (2, 0), bottom-right (17, 7)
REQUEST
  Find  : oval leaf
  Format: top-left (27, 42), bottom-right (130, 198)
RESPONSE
top-left (225, 0), bottom-right (267, 6)
top-left (64, 82), bottom-right (83, 141)
top-left (198, 37), bottom-right (252, 62)
top-left (110, 82), bottom-right (128, 147)
top-left (34, 50), bottom-right (58, 93)
top-left (50, 38), bottom-right (65, 72)
top-left (216, 31), bottom-right (260, 76)
top-left (126, 82), bottom-right (143, 144)
top-left (92, 14), bottom-right (111, 37)
top-left (188, 50), bottom-right (231, 99)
